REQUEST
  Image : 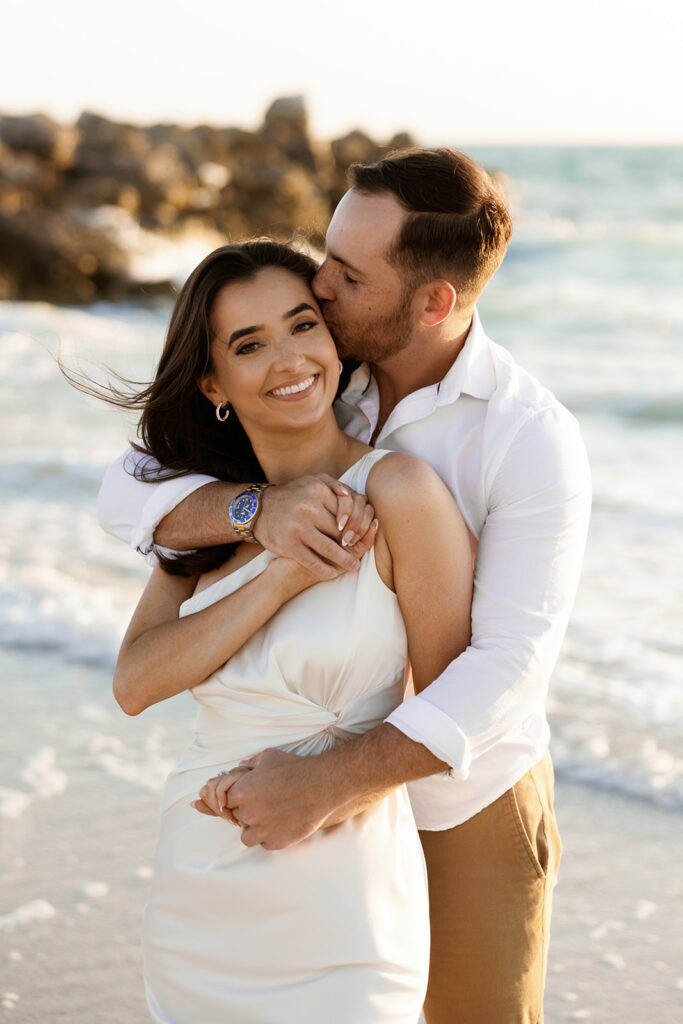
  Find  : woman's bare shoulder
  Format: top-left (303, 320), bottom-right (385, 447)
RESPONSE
top-left (366, 450), bottom-right (470, 551)
top-left (365, 451), bottom-right (452, 511)
top-left (364, 450), bottom-right (473, 602)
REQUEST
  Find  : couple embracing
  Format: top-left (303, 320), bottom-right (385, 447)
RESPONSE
top-left (100, 147), bottom-right (591, 1023)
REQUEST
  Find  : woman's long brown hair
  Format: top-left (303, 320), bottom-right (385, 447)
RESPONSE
top-left (65, 241), bottom-right (325, 575)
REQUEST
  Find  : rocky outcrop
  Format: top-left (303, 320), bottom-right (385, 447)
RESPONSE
top-left (0, 100), bottom-right (416, 303)
top-left (0, 113), bottom-right (77, 165)
top-left (0, 207), bottom-right (131, 303)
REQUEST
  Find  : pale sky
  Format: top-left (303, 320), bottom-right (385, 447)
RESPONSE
top-left (4, 0), bottom-right (682, 144)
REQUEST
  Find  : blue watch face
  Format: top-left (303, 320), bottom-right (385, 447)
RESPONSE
top-left (231, 492), bottom-right (258, 525)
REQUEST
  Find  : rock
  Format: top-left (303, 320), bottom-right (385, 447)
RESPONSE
top-left (324, 129), bottom-right (417, 207)
top-left (330, 129), bottom-right (386, 173)
top-left (0, 206), bottom-right (139, 303)
top-left (387, 131), bottom-right (417, 152)
top-left (215, 163), bottom-right (329, 244)
top-left (75, 111), bottom-right (146, 158)
top-left (0, 149), bottom-right (58, 212)
top-left (68, 115), bottom-right (196, 228)
top-left (0, 113), bottom-right (76, 165)
top-left (263, 95), bottom-right (316, 171)
top-left (326, 129), bottom-right (396, 204)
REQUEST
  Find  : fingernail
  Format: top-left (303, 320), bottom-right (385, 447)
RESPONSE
top-left (338, 486), bottom-right (349, 496)
top-left (337, 514), bottom-right (349, 532)
top-left (351, 559), bottom-right (361, 571)
top-left (341, 531), bottom-right (356, 547)
top-left (372, 518), bottom-right (379, 529)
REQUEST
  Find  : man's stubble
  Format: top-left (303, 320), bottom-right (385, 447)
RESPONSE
top-left (320, 289), bottom-right (414, 366)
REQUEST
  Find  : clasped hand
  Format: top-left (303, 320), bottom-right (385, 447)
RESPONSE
top-left (192, 749), bottom-right (335, 851)
top-left (254, 473), bottom-right (377, 581)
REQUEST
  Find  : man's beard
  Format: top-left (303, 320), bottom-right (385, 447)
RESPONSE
top-left (320, 293), bottom-right (413, 365)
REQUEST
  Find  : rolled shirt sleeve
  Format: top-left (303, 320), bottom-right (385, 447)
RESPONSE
top-left (97, 448), bottom-right (219, 565)
top-left (385, 404), bottom-right (592, 775)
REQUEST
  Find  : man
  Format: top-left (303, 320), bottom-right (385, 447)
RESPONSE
top-left (99, 148), bottom-right (591, 1023)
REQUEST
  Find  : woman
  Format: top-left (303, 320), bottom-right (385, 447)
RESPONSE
top-left (112, 241), bottom-right (473, 1023)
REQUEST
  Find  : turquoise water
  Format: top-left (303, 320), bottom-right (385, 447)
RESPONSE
top-left (1, 146), bottom-right (682, 807)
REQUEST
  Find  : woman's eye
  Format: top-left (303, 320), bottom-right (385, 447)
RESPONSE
top-left (293, 319), bottom-right (318, 333)
top-left (235, 340), bottom-right (261, 355)
top-left (343, 273), bottom-right (358, 285)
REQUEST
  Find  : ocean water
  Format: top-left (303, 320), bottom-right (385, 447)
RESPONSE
top-left (1, 146), bottom-right (682, 811)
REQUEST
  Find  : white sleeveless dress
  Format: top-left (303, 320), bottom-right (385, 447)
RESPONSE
top-left (143, 450), bottom-right (430, 1024)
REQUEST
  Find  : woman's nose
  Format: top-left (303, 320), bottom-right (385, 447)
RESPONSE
top-left (312, 262), bottom-right (334, 301)
top-left (273, 338), bottom-right (306, 370)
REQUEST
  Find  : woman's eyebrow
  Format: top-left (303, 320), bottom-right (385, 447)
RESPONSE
top-left (227, 304), bottom-right (316, 347)
top-left (228, 325), bottom-right (262, 347)
top-left (283, 302), bottom-right (316, 319)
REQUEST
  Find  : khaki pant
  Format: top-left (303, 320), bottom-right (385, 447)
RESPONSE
top-left (419, 752), bottom-right (561, 1024)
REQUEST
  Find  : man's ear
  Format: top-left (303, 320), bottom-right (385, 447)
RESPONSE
top-left (417, 280), bottom-right (457, 327)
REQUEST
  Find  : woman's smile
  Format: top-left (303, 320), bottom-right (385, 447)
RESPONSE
top-left (267, 373), bottom-right (320, 401)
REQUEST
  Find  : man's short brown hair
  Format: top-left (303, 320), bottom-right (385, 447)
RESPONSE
top-left (348, 147), bottom-right (512, 309)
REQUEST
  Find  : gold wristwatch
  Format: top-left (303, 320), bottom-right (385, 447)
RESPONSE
top-left (228, 483), bottom-right (271, 543)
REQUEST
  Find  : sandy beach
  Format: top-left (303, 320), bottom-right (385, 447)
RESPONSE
top-left (1, 649), bottom-right (681, 1024)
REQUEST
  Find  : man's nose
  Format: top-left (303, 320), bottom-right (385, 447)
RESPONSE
top-left (312, 261), bottom-right (334, 301)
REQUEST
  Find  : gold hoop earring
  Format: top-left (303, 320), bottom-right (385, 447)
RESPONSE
top-left (216, 402), bottom-right (230, 422)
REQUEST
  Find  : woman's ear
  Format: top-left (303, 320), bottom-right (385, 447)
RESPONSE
top-left (418, 280), bottom-right (457, 327)
top-left (197, 374), bottom-right (220, 405)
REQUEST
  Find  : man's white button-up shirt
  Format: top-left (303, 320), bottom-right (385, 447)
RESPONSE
top-left (98, 310), bottom-right (591, 829)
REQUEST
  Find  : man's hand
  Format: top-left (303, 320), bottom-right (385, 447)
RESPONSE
top-left (220, 749), bottom-right (339, 851)
top-left (191, 726), bottom-right (447, 849)
top-left (153, 472), bottom-right (376, 575)
top-left (254, 475), bottom-right (376, 581)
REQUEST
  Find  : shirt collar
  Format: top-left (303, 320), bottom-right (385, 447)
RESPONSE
top-left (340, 307), bottom-right (496, 412)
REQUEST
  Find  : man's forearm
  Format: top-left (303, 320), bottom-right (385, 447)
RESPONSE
top-left (154, 481), bottom-right (242, 549)
top-left (225, 723), bottom-right (447, 849)
top-left (320, 786), bottom-right (399, 828)
top-left (320, 722), bottom-right (448, 810)
top-left (104, 450), bottom-right (374, 577)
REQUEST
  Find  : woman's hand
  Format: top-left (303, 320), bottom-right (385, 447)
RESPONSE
top-left (266, 515), bottom-right (379, 594)
top-left (192, 766), bottom-right (254, 823)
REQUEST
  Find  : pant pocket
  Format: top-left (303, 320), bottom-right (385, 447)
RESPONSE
top-left (507, 770), bottom-right (548, 880)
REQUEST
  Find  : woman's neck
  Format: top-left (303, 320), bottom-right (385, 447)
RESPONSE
top-left (249, 412), bottom-right (368, 486)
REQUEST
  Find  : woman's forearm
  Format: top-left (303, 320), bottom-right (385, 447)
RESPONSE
top-left (114, 561), bottom-right (311, 715)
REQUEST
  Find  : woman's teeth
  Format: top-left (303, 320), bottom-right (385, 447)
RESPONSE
top-left (271, 375), bottom-right (316, 397)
